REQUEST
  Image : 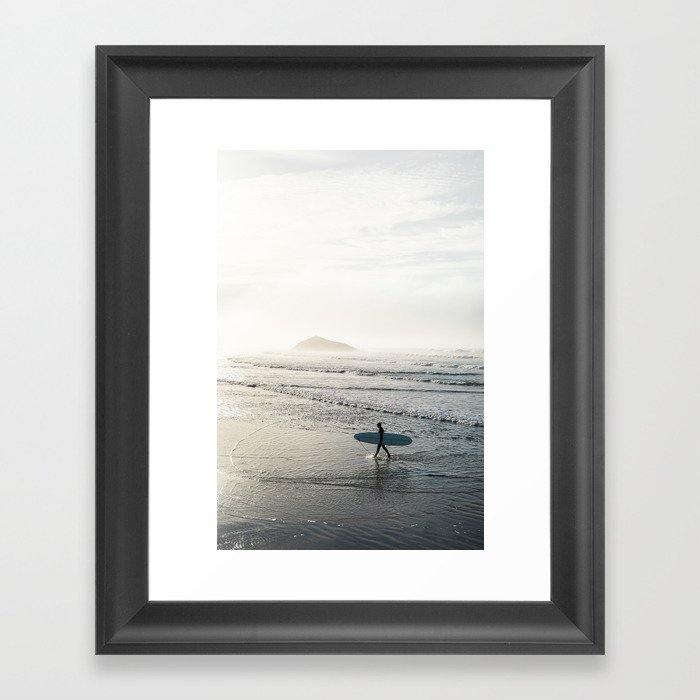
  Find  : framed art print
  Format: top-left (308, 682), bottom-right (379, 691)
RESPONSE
top-left (96, 46), bottom-right (604, 653)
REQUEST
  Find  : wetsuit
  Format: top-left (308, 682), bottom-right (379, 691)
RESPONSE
top-left (375, 425), bottom-right (391, 457)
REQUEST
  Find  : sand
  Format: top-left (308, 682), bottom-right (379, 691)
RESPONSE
top-left (217, 418), bottom-right (484, 550)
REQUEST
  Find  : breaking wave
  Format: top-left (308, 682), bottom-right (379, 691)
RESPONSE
top-left (218, 378), bottom-right (484, 427)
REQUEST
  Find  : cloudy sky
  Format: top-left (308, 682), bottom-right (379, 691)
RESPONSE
top-left (217, 150), bottom-right (483, 355)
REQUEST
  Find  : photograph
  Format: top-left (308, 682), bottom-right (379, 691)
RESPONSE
top-left (216, 150), bottom-right (484, 549)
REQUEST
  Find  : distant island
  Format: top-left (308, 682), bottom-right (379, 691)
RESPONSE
top-left (292, 335), bottom-right (356, 352)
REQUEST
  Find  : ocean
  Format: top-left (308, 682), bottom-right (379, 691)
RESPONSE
top-left (217, 349), bottom-right (484, 549)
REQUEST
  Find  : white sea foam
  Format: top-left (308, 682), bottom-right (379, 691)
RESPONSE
top-left (217, 349), bottom-right (484, 427)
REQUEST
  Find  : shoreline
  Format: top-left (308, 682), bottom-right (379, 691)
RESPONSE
top-left (217, 416), bottom-right (484, 550)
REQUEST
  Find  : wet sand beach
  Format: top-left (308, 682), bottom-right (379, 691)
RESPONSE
top-left (217, 350), bottom-right (484, 550)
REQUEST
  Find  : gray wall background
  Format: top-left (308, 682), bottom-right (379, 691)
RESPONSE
top-left (1, 1), bottom-right (698, 698)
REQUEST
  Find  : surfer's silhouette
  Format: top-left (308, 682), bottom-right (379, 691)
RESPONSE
top-left (374, 422), bottom-right (391, 459)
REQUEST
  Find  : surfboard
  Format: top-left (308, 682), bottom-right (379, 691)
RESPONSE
top-left (353, 432), bottom-right (412, 446)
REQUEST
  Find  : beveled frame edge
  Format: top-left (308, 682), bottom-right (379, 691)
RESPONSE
top-left (96, 45), bottom-right (604, 654)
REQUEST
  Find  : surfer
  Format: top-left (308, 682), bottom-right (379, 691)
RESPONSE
top-left (374, 422), bottom-right (391, 459)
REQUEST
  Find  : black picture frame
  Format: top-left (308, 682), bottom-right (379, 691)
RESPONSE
top-left (96, 45), bottom-right (604, 654)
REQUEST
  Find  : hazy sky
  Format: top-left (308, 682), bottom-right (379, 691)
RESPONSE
top-left (218, 150), bottom-right (483, 355)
